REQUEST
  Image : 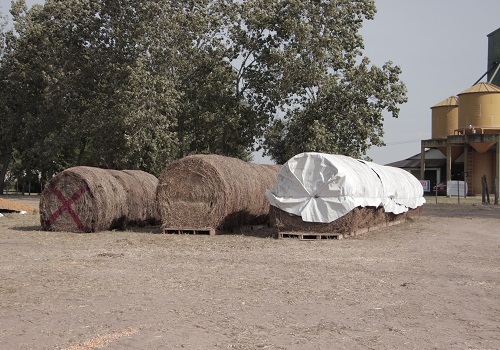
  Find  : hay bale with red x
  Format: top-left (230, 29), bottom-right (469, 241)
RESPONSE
top-left (156, 154), bottom-right (281, 231)
top-left (39, 166), bottom-right (159, 232)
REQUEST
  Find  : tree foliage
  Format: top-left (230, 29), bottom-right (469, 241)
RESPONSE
top-left (249, 0), bottom-right (407, 164)
top-left (0, 0), bottom-right (407, 193)
top-left (7, 0), bottom-right (181, 178)
top-left (264, 58), bottom-right (407, 163)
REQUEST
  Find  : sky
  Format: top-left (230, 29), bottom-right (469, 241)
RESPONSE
top-left (2, 0), bottom-right (500, 165)
top-left (361, 1), bottom-right (500, 164)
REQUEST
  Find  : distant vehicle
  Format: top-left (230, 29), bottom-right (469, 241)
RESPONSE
top-left (433, 182), bottom-right (446, 194)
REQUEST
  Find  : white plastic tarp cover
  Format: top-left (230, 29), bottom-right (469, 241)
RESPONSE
top-left (265, 152), bottom-right (426, 223)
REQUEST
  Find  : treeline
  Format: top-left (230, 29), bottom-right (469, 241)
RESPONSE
top-left (0, 0), bottom-right (407, 194)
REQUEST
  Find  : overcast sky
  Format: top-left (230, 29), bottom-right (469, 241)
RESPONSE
top-left (2, 0), bottom-right (500, 165)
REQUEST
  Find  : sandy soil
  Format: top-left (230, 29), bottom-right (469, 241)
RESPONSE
top-left (0, 199), bottom-right (499, 350)
top-left (0, 195), bottom-right (39, 214)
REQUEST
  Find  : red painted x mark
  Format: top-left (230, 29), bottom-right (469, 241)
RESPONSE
top-left (48, 185), bottom-right (88, 231)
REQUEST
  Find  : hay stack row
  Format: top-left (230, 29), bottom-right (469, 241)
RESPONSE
top-left (40, 152), bottom-right (424, 235)
top-left (40, 155), bottom-right (281, 233)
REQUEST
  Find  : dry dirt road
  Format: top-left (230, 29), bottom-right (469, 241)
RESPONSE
top-left (0, 199), bottom-right (499, 350)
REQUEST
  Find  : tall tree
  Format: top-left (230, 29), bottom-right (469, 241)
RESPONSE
top-left (226, 0), bottom-right (407, 164)
top-left (155, 0), bottom-right (258, 160)
top-left (7, 0), bottom-right (181, 178)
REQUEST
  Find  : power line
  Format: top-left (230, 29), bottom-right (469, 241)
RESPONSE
top-left (382, 139), bottom-right (421, 146)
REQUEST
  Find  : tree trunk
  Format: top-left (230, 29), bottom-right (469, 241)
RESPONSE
top-left (0, 155), bottom-right (11, 195)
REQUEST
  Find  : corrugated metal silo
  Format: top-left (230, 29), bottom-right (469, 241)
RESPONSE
top-left (431, 96), bottom-right (461, 159)
top-left (431, 96), bottom-right (458, 138)
top-left (458, 82), bottom-right (500, 133)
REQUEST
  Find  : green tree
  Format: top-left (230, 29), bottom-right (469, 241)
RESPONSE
top-left (264, 59), bottom-right (407, 164)
top-left (1, 0), bottom-right (407, 194)
top-left (3, 0), bottom-right (258, 189)
top-left (159, 0), bottom-right (257, 160)
top-left (6, 0), bottom-right (181, 180)
top-left (226, 0), bottom-right (407, 164)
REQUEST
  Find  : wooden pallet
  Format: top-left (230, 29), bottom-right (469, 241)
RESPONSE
top-left (163, 227), bottom-right (216, 236)
top-left (276, 232), bottom-right (344, 240)
top-left (276, 219), bottom-right (407, 241)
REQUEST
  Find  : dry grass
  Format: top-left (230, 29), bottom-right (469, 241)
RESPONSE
top-left (63, 327), bottom-right (141, 350)
top-left (0, 197), bottom-right (38, 214)
top-left (0, 205), bottom-right (498, 349)
top-left (424, 195), bottom-right (495, 205)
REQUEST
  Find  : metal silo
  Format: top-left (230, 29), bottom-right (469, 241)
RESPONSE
top-left (431, 96), bottom-right (458, 139)
top-left (458, 82), bottom-right (500, 132)
top-left (431, 96), bottom-right (462, 159)
top-left (457, 82), bottom-right (500, 195)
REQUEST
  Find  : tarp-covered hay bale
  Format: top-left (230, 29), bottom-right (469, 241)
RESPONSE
top-left (156, 154), bottom-right (281, 231)
top-left (266, 152), bottom-right (425, 236)
top-left (40, 166), bottom-right (160, 232)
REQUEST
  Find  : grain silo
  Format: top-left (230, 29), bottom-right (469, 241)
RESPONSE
top-left (431, 96), bottom-right (461, 161)
top-left (431, 96), bottom-right (459, 139)
top-left (458, 82), bottom-right (500, 133)
top-left (458, 82), bottom-right (500, 153)
top-left (457, 82), bottom-right (500, 194)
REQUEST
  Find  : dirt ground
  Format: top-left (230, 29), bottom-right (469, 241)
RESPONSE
top-left (0, 196), bottom-right (499, 350)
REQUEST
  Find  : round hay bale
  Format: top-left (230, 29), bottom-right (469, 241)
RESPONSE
top-left (156, 155), bottom-right (281, 231)
top-left (40, 167), bottom-right (126, 232)
top-left (40, 167), bottom-right (159, 232)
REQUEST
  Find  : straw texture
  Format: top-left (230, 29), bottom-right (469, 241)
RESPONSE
top-left (157, 155), bottom-right (280, 230)
top-left (40, 167), bottom-right (159, 232)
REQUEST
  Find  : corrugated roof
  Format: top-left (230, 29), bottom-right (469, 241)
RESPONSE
top-left (386, 158), bottom-right (447, 169)
top-left (458, 82), bottom-right (500, 95)
top-left (431, 96), bottom-right (458, 108)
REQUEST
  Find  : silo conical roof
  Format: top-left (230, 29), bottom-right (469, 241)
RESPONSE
top-left (431, 96), bottom-right (458, 109)
top-left (458, 82), bottom-right (500, 95)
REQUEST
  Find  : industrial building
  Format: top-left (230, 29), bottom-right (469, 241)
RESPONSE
top-left (417, 27), bottom-right (500, 196)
